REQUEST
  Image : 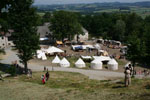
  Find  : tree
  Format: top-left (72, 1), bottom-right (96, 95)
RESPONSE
top-left (42, 12), bottom-right (51, 23)
top-left (50, 11), bottom-right (83, 41)
top-left (111, 20), bottom-right (126, 41)
top-left (126, 31), bottom-right (142, 65)
top-left (9, 0), bottom-right (40, 73)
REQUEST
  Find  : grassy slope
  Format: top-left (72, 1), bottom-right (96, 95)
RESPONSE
top-left (0, 71), bottom-right (150, 100)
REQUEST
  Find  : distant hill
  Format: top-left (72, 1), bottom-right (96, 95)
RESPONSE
top-left (34, 1), bottom-right (150, 17)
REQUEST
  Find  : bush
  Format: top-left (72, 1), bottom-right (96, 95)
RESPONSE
top-left (6, 66), bottom-right (16, 76)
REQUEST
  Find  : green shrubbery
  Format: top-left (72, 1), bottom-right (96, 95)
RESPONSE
top-left (6, 66), bottom-right (16, 76)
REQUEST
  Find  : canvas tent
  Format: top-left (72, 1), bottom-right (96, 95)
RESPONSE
top-left (42, 54), bottom-right (47, 60)
top-left (60, 58), bottom-right (70, 67)
top-left (37, 50), bottom-right (43, 54)
top-left (81, 56), bottom-right (92, 59)
top-left (39, 52), bottom-right (47, 60)
top-left (91, 59), bottom-right (103, 69)
top-left (46, 46), bottom-right (64, 54)
top-left (52, 55), bottom-right (61, 64)
top-left (93, 56), bottom-right (111, 61)
top-left (75, 58), bottom-right (86, 68)
top-left (94, 44), bottom-right (101, 50)
top-left (108, 59), bottom-right (118, 70)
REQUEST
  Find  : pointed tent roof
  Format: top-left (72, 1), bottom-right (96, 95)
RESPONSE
top-left (60, 57), bottom-right (70, 65)
top-left (46, 46), bottom-right (64, 53)
top-left (75, 58), bottom-right (85, 65)
top-left (108, 59), bottom-right (118, 65)
top-left (52, 55), bottom-right (61, 64)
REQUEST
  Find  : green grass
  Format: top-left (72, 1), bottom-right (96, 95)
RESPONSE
top-left (0, 71), bottom-right (150, 100)
top-left (37, 12), bottom-right (45, 17)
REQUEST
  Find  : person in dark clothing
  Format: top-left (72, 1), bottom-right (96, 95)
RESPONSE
top-left (45, 70), bottom-right (49, 81)
top-left (44, 66), bottom-right (46, 72)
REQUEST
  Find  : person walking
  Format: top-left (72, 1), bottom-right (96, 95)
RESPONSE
top-left (124, 67), bottom-right (131, 87)
top-left (45, 69), bottom-right (50, 81)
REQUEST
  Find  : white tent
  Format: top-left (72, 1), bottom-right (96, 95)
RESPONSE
top-left (41, 52), bottom-right (47, 60)
top-left (46, 46), bottom-right (64, 54)
top-left (94, 44), bottom-right (101, 50)
top-left (82, 45), bottom-right (95, 50)
top-left (52, 55), bottom-right (61, 64)
top-left (93, 56), bottom-right (111, 61)
top-left (81, 56), bottom-right (92, 59)
top-left (37, 51), bottom-right (45, 59)
top-left (60, 58), bottom-right (70, 67)
top-left (108, 59), bottom-right (118, 70)
top-left (91, 59), bottom-right (103, 69)
top-left (37, 50), bottom-right (42, 54)
top-left (75, 58), bottom-right (86, 68)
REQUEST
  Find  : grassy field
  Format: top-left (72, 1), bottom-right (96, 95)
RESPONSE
top-left (0, 71), bottom-right (150, 100)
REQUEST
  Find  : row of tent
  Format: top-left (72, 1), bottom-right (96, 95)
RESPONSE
top-left (52, 55), bottom-right (118, 70)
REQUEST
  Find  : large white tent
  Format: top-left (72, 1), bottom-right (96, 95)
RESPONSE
top-left (52, 55), bottom-right (61, 64)
top-left (46, 46), bottom-right (64, 54)
top-left (93, 56), bottom-right (111, 61)
top-left (60, 58), bottom-right (70, 67)
top-left (108, 59), bottom-right (118, 70)
top-left (91, 59), bottom-right (103, 69)
top-left (75, 58), bottom-right (86, 68)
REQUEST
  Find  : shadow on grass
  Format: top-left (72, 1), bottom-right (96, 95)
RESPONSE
top-left (112, 85), bottom-right (125, 89)
top-left (0, 63), bottom-right (25, 76)
top-left (112, 81), bottom-right (125, 89)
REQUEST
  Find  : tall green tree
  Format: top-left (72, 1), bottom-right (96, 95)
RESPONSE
top-left (42, 12), bottom-right (51, 23)
top-left (126, 31), bottom-right (142, 65)
top-left (9, 0), bottom-right (40, 73)
top-left (111, 20), bottom-right (126, 41)
top-left (50, 11), bottom-right (83, 41)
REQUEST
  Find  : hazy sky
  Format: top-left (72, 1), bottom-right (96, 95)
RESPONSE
top-left (34, 0), bottom-right (149, 5)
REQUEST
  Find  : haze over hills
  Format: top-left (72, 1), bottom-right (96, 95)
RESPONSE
top-left (34, 1), bottom-right (150, 16)
top-left (34, 0), bottom-right (150, 5)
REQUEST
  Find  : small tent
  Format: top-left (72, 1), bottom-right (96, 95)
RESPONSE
top-left (41, 52), bottom-right (47, 60)
top-left (60, 58), bottom-right (70, 67)
top-left (108, 59), bottom-right (118, 70)
top-left (91, 59), bottom-right (103, 69)
top-left (75, 58), bottom-right (86, 68)
top-left (52, 55), bottom-right (61, 64)
top-left (46, 46), bottom-right (64, 54)
top-left (37, 50), bottom-right (42, 54)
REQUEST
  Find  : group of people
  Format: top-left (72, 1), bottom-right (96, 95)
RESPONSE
top-left (41, 67), bottom-right (50, 84)
top-left (124, 64), bottom-right (133, 87)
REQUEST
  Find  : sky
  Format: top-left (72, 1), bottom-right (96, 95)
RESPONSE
top-left (34, 0), bottom-right (150, 5)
